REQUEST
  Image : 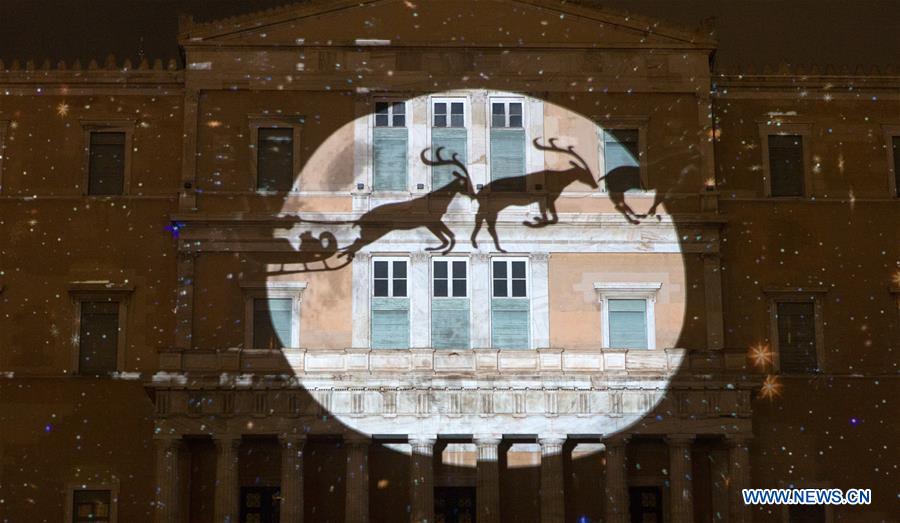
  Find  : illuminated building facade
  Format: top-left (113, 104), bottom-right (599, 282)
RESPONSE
top-left (0, 1), bottom-right (897, 522)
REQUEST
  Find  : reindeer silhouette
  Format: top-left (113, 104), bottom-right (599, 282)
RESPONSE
top-left (471, 138), bottom-right (598, 252)
top-left (598, 165), bottom-right (664, 224)
top-left (337, 147), bottom-right (474, 259)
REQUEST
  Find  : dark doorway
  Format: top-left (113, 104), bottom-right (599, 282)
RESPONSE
top-left (629, 486), bottom-right (663, 523)
top-left (240, 486), bottom-right (281, 523)
top-left (435, 486), bottom-right (476, 523)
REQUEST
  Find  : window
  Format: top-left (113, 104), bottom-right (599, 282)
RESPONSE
top-left (241, 282), bottom-right (306, 350)
top-left (78, 301), bottom-right (120, 375)
top-left (371, 257), bottom-right (409, 348)
top-left (768, 134), bottom-right (805, 197)
top-left (893, 136), bottom-right (900, 197)
top-left (72, 489), bottom-right (113, 522)
top-left (373, 101), bottom-right (408, 191)
top-left (253, 298), bottom-right (292, 349)
top-left (88, 131), bottom-right (126, 195)
top-left (594, 282), bottom-right (661, 350)
top-left (775, 301), bottom-right (818, 373)
top-left (491, 258), bottom-right (530, 348)
top-left (256, 127), bottom-right (294, 191)
top-left (489, 99), bottom-right (526, 191)
top-left (608, 299), bottom-right (649, 348)
top-left (431, 99), bottom-right (468, 189)
top-left (602, 129), bottom-right (640, 179)
top-left (432, 258), bottom-right (470, 349)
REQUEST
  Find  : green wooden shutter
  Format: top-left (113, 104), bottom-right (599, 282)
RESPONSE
top-left (371, 297), bottom-right (410, 348)
top-left (79, 302), bottom-right (119, 375)
top-left (768, 135), bottom-right (804, 197)
top-left (603, 129), bottom-right (639, 173)
top-left (608, 299), bottom-right (648, 348)
top-left (777, 302), bottom-right (817, 373)
top-left (431, 127), bottom-right (468, 189)
top-left (373, 127), bottom-right (408, 191)
top-left (489, 128), bottom-right (525, 191)
top-left (432, 298), bottom-right (470, 349)
top-left (253, 298), bottom-right (292, 349)
top-left (491, 298), bottom-right (529, 348)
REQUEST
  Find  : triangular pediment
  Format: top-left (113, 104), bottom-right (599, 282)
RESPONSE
top-left (180, 0), bottom-right (715, 49)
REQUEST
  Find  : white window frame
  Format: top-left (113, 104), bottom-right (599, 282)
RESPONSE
top-left (373, 100), bottom-right (408, 128)
top-left (758, 121), bottom-right (813, 198)
top-left (882, 124), bottom-right (900, 198)
top-left (593, 282), bottom-right (662, 350)
top-left (240, 281), bottom-right (307, 350)
top-left (248, 115), bottom-right (304, 193)
top-left (491, 257), bottom-right (530, 299)
top-left (372, 256), bottom-right (409, 298)
top-left (431, 97), bottom-right (468, 129)
top-left (596, 117), bottom-right (650, 193)
top-left (67, 282), bottom-right (134, 376)
top-left (489, 98), bottom-right (525, 129)
top-left (65, 481), bottom-right (119, 523)
top-left (764, 288), bottom-right (826, 374)
top-left (432, 256), bottom-right (469, 298)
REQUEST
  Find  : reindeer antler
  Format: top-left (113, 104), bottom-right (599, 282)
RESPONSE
top-left (532, 137), bottom-right (592, 173)
top-left (420, 147), bottom-right (474, 194)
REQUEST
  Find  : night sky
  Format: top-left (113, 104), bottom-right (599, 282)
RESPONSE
top-left (1, 0), bottom-right (898, 70)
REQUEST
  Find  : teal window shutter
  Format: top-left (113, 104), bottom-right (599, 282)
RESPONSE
top-left (373, 127), bottom-right (408, 191)
top-left (489, 128), bottom-right (526, 191)
top-left (79, 301), bottom-right (119, 375)
top-left (371, 297), bottom-right (410, 348)
top-left (253, 298), bottom-right (293, 349)
top-left (431, 127), bottom-right (468, 189)
top-left (432, 298), bottom-right (470, 349)
top-left (603, 129), bottom-right (640, 174)
top-left (491, 298), bottom-right (529, 348)
top-left (608, 299), bottom-right (648, 348)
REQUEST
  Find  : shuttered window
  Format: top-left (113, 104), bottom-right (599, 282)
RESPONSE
top-left (253, 298), bottom-right (293, 349)
top-left (372, 258), bottom-right (409, 348)
top-left (88, 131), bottom-right (125, 195)
top-left (432, 258), bottom-right (469, 349)
top-left (373, 102), bottom-right (408, 191)
top-left (893, 136), bottom-right (900, 197)
top-left (72, 489), bottom-right (112, 523)
top-left (491, 259), bottom-right (529, 348)
top-left (776, 301), bottom-right (818, 373)
top-left (607, 299), bottom-right (648, 349)
top-left (768, 134), bottom-right (805, 197)
top-left (257, 127), bottom-right (294, 191)
top-left (490, 100), bottom-right (525, 191)
top-left (431, 100), bottom-right (467, 189)
top-left (79, 301), bottom-right (119, 375)
top-left (603, 129), bottom-right (640, 175)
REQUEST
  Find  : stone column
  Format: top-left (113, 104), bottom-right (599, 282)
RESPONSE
top-left (603, 435), bottom-right (629, 523)
top-left (279, 434), bottom-right (305, 523)
top-left (474, 435), bottom-right (502, 523)
top-left (345, 436), bottom-right (370, 523)
top-left (727, 434), bottom-right (753, 523)
top-left (667, 434), bottom-right (696, 523)
top-left (409, 435), bottom-right (436, 523)
top-left (538, 435), bottom-right (566, 523)
top-left (213, 434), bottom-right (241, 523)
top-left (154, 436), bottom-right (182, 523)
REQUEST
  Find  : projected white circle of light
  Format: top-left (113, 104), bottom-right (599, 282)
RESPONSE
top-left (266, 90), bottom-right (687, 451)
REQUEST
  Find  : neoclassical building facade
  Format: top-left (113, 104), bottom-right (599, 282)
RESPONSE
top-left (0, 1), bottom-right (897, 523)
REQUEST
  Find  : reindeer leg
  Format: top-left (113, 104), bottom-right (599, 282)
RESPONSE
top-left (487, 216), bottom-right (506, 252)
top-left (615, 201), bottom-right (641, 225)
top-left (546, 198), bottom-right (559, 224)
top-left (424, 223), bottom-right (451, 252)
top-left (471, 213), bottom-right (484, 248)
top-left (523, 199), bottom-right (550, 227)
